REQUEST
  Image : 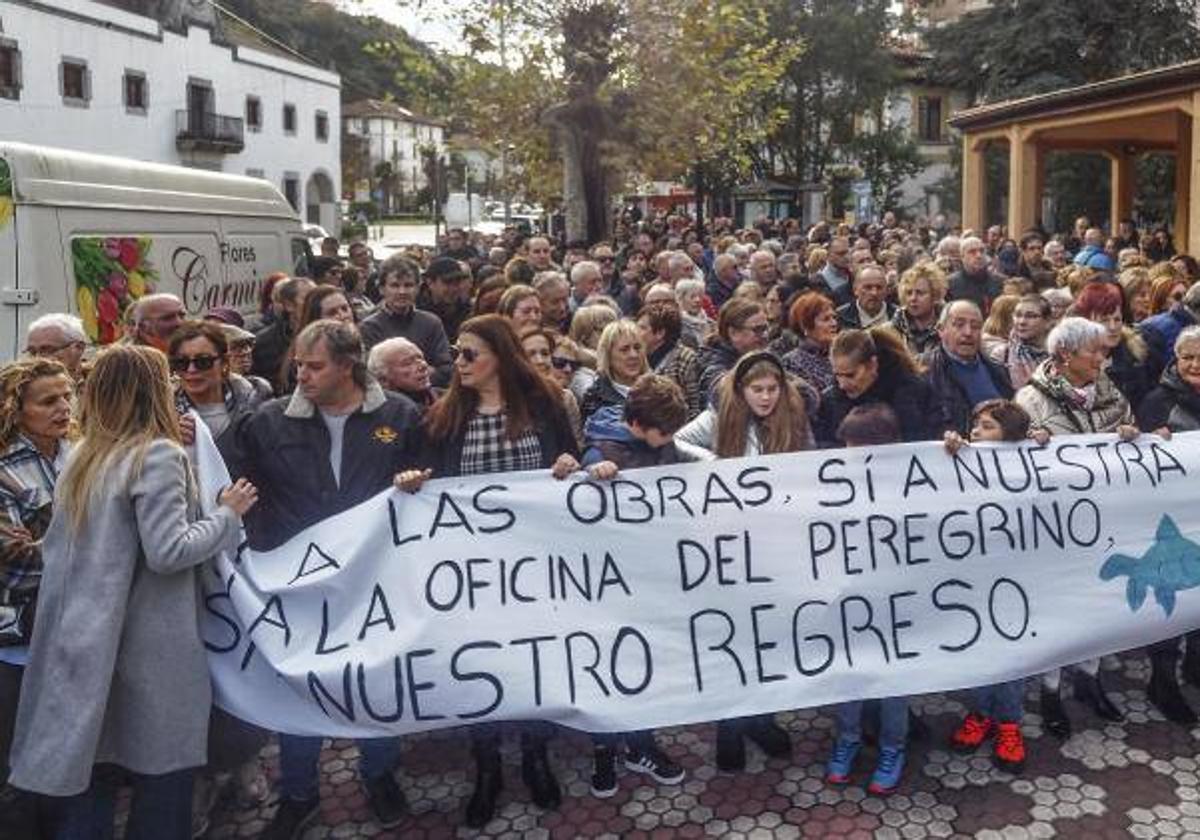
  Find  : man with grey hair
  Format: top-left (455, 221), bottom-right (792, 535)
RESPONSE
top-left (668, 251), bottom-right (700, 285)
top-left (819, 236), bottom-right (854, 307)
top-left (569, 260), bottom-right (604, 314)
top-left (367, 336), bottom-right (437, 407)
top-left (230, 318), bottom-right (423, 836)
top-left (128, 293), bottom-right (186, 353)
top-left (25, 313), bottom-right (88, 379)
top-left (948, 237), bottom-right (1005, 314)
top-left (1043, 240), bottom-right (1068, 269)
top-left (1072, 227), bottom-right (1115, 271)
top-left (534, 270), bottom-right (571, 331)
top-left (935, 235), bottom-right (963, 275)
top-left (707, 253), bottom-right (741, 309)
top-left (748, 250), bottom-right (778, 290)
top-left (923, 299), bottom-right (1013, 435)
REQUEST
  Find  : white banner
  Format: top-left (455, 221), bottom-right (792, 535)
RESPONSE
top-left (194, 425), bottom-right (1200, 738)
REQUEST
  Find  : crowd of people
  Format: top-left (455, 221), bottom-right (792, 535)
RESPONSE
top-left (2, 207), bottom-right (1200, 839)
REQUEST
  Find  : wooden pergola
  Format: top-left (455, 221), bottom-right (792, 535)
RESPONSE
top-left (948, 60), bottom-right (1200, 250)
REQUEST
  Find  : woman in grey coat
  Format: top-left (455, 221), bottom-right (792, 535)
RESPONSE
top-left (8, 345), bottom-right (258, 840)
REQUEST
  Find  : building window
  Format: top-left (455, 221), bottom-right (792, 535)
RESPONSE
top-left (0, 38), bottom-right (21, 100)
top-left (246, 96), bottom-right (261, 132)
top-left (123, 70), bottom-right (147, 113)
top-left (283, 174), bottom-right (300, 210)
top-left (360, 118), bottom-right (369, 134)
top-left (315, 110), bottom-right (329, 142)
top-left (60, 58), bottom-right (90, 106)
top-left (283, 103), bottom-right (296, 135)
top-left (917, 96), bottom-right (943, 143)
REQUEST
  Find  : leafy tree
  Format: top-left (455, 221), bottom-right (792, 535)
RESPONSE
top-left (926, 0), bottom-right (1200, 103)
top-left (218, 0), bottom-right (452, 108)
top-left (924, 0), bottom-right (1200, 231)
top-left (848, 122), bottom-right (926, 214)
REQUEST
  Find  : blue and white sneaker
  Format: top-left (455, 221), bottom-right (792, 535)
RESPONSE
top-left (868, 746), bottom-right (906, 795)
top-left (825, 738), bottom-right (861, 784)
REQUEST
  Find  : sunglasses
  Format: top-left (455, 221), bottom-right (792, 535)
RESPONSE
top-left (450, 345), bottom-right (481, 364)
top-left (170, 354), bottom-right (222, 373)
top-left (551, 356), bottom-right (579, 372)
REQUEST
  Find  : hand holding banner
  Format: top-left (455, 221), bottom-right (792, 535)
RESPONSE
top-left (195, 427), bottom-right (1200, 738)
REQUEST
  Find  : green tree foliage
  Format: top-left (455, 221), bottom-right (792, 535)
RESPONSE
top-left (924, 0), bottom-right (1200, 231)
top-left (218, 0), bottom-right (452, 107)
top-left (926, 0), bottom-right (1200, 104)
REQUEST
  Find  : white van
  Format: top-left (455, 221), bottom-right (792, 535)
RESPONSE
top-left (0, 142), bottom-right (310, 360)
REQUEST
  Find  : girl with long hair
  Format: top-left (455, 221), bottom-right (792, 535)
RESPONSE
top-left (673, 351), bottom-right (809, 770)
top-left (395, 315), bottom-right (579, 829)
top-left (8, 345), bottom-right (257, 839)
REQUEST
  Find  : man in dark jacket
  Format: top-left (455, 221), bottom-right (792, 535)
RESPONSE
top-left (923, 300), bottom-right (1014, 436)
top-left (230, 320), bottom-right (422, 838)
top-left (251, 276), bottom-right (314, 394)
top-left (415, 256), bottom-right (473, 342)
top-left (836, 265), bottom-right (898, 330)
top-left (948, 237), bottom-right (1005, 314)
top-left (359, 254), bottom-right (453, 385)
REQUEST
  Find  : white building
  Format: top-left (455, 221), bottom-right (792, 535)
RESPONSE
top-left (0, 0), bottom-right (342, 233)
top-left (342, 99), bottom-right (445, 207)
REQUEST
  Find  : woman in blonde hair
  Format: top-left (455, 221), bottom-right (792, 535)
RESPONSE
top-left (673, 350), bottom-right (810, 771)
top-left (579, 319), bottom-right (650, 422)
top-left (0, 358), bottom-right (74, 835)
top-left (8, 345), bottom-right (258, 839)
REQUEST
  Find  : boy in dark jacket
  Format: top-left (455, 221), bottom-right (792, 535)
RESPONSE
top-left (579, 374), bottom-right (690, 796)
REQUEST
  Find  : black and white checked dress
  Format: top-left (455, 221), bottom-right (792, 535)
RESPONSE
top-left (459, 411), bottom-right (543, 476)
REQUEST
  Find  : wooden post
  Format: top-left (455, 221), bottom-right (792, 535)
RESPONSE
top-left (1006, 125), bottom-right (1039, 237)
top-left (1175, 111), bottom-right (1192, 246)
top-left (962, 134), bottom-right (986, 232)
top-left (1107, 149), bottom-right (1135, 236)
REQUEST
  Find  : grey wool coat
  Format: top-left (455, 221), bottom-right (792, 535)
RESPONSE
top-left (9, 438), bottom-right (240, 796)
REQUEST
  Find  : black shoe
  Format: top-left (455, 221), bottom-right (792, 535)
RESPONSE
top-left (625, 744), bottom-right (685, 785)
top-left (715, 720), bottom-right (745, 772)
top-left (590, 747), bottom-right (618, 798)
top-left (744, 716), bottom-right (791, 759)
top-left (465, 752), bottom-right (503, 829)
top-left (1183, 642), bottom-right (1200, 688)
top-left (907, 708), bottom-right (931, 743)
top-left (521, 743), bottom-right (561, 811)
top-left (1149, 653), bottom-right (1198, 725)
top-left (1040, 685), bottom-right (1072, 740)
top-left (1075, 671), bottom-right (1123, 722)
top-left (364, 772), bottom-right (407, 829)
top-left (262, 796), bottom-right (320, 840)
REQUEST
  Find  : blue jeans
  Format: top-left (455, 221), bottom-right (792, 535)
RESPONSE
top-left (835, 697), bottom-right (909, 750)
top-left (972, 679), bottom-right (1025, 723)
top-left (278, 734), bottom-right (400, 801)
top-left (54, 765), bottom-right (194, 840)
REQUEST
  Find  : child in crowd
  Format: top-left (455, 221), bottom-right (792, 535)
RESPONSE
top-left (941, 398), bottom-right (1046, 772)
top-left (825, 403), bottom-right (911, 794)
top-left (580, 373), bottom-right (691, 796)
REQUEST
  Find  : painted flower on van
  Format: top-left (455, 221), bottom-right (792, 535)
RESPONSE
top-left (71, 236), bottom-right (159, 344)
top-left (0, 159), bottom-right (12, 230)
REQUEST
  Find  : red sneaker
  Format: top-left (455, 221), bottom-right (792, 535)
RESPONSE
top-left (993, 722), bottom-right (1026, 773)
top-left (950, 712), bottom-right (994, 752)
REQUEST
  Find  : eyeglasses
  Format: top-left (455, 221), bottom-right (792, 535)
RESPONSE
top-left (450, 345), bottom-right (481, 364)
top-left (169, 354), bottom-right (222, 373)
top-left (741, 323), bottom-right (770, 336)
top-left (26, 341), bottom-right (82, 356)
top-left (551, 356), bottom-right (579, 372)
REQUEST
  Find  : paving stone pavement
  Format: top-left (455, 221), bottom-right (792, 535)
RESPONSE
top-left (201, 652), bottom-right (1200, 839)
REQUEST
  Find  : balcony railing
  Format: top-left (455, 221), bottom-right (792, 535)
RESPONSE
top-left (175, 110), bottom-right (245, 153)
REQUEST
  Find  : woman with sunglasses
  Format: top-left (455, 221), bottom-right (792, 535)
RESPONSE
top-left (519, 326), bottom-right (583, 448)
top-left (395, 314), bottom-right (579, 829)
top-left (549, 334), bottom-right (596, 403)
top-left (697, 298), bottom-right (770, 406)
top-left (169, 321), bottom-right (271, 457)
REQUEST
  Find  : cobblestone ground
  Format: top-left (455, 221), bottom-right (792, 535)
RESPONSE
top-left (202, 652), bottom-right (1200, 839)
